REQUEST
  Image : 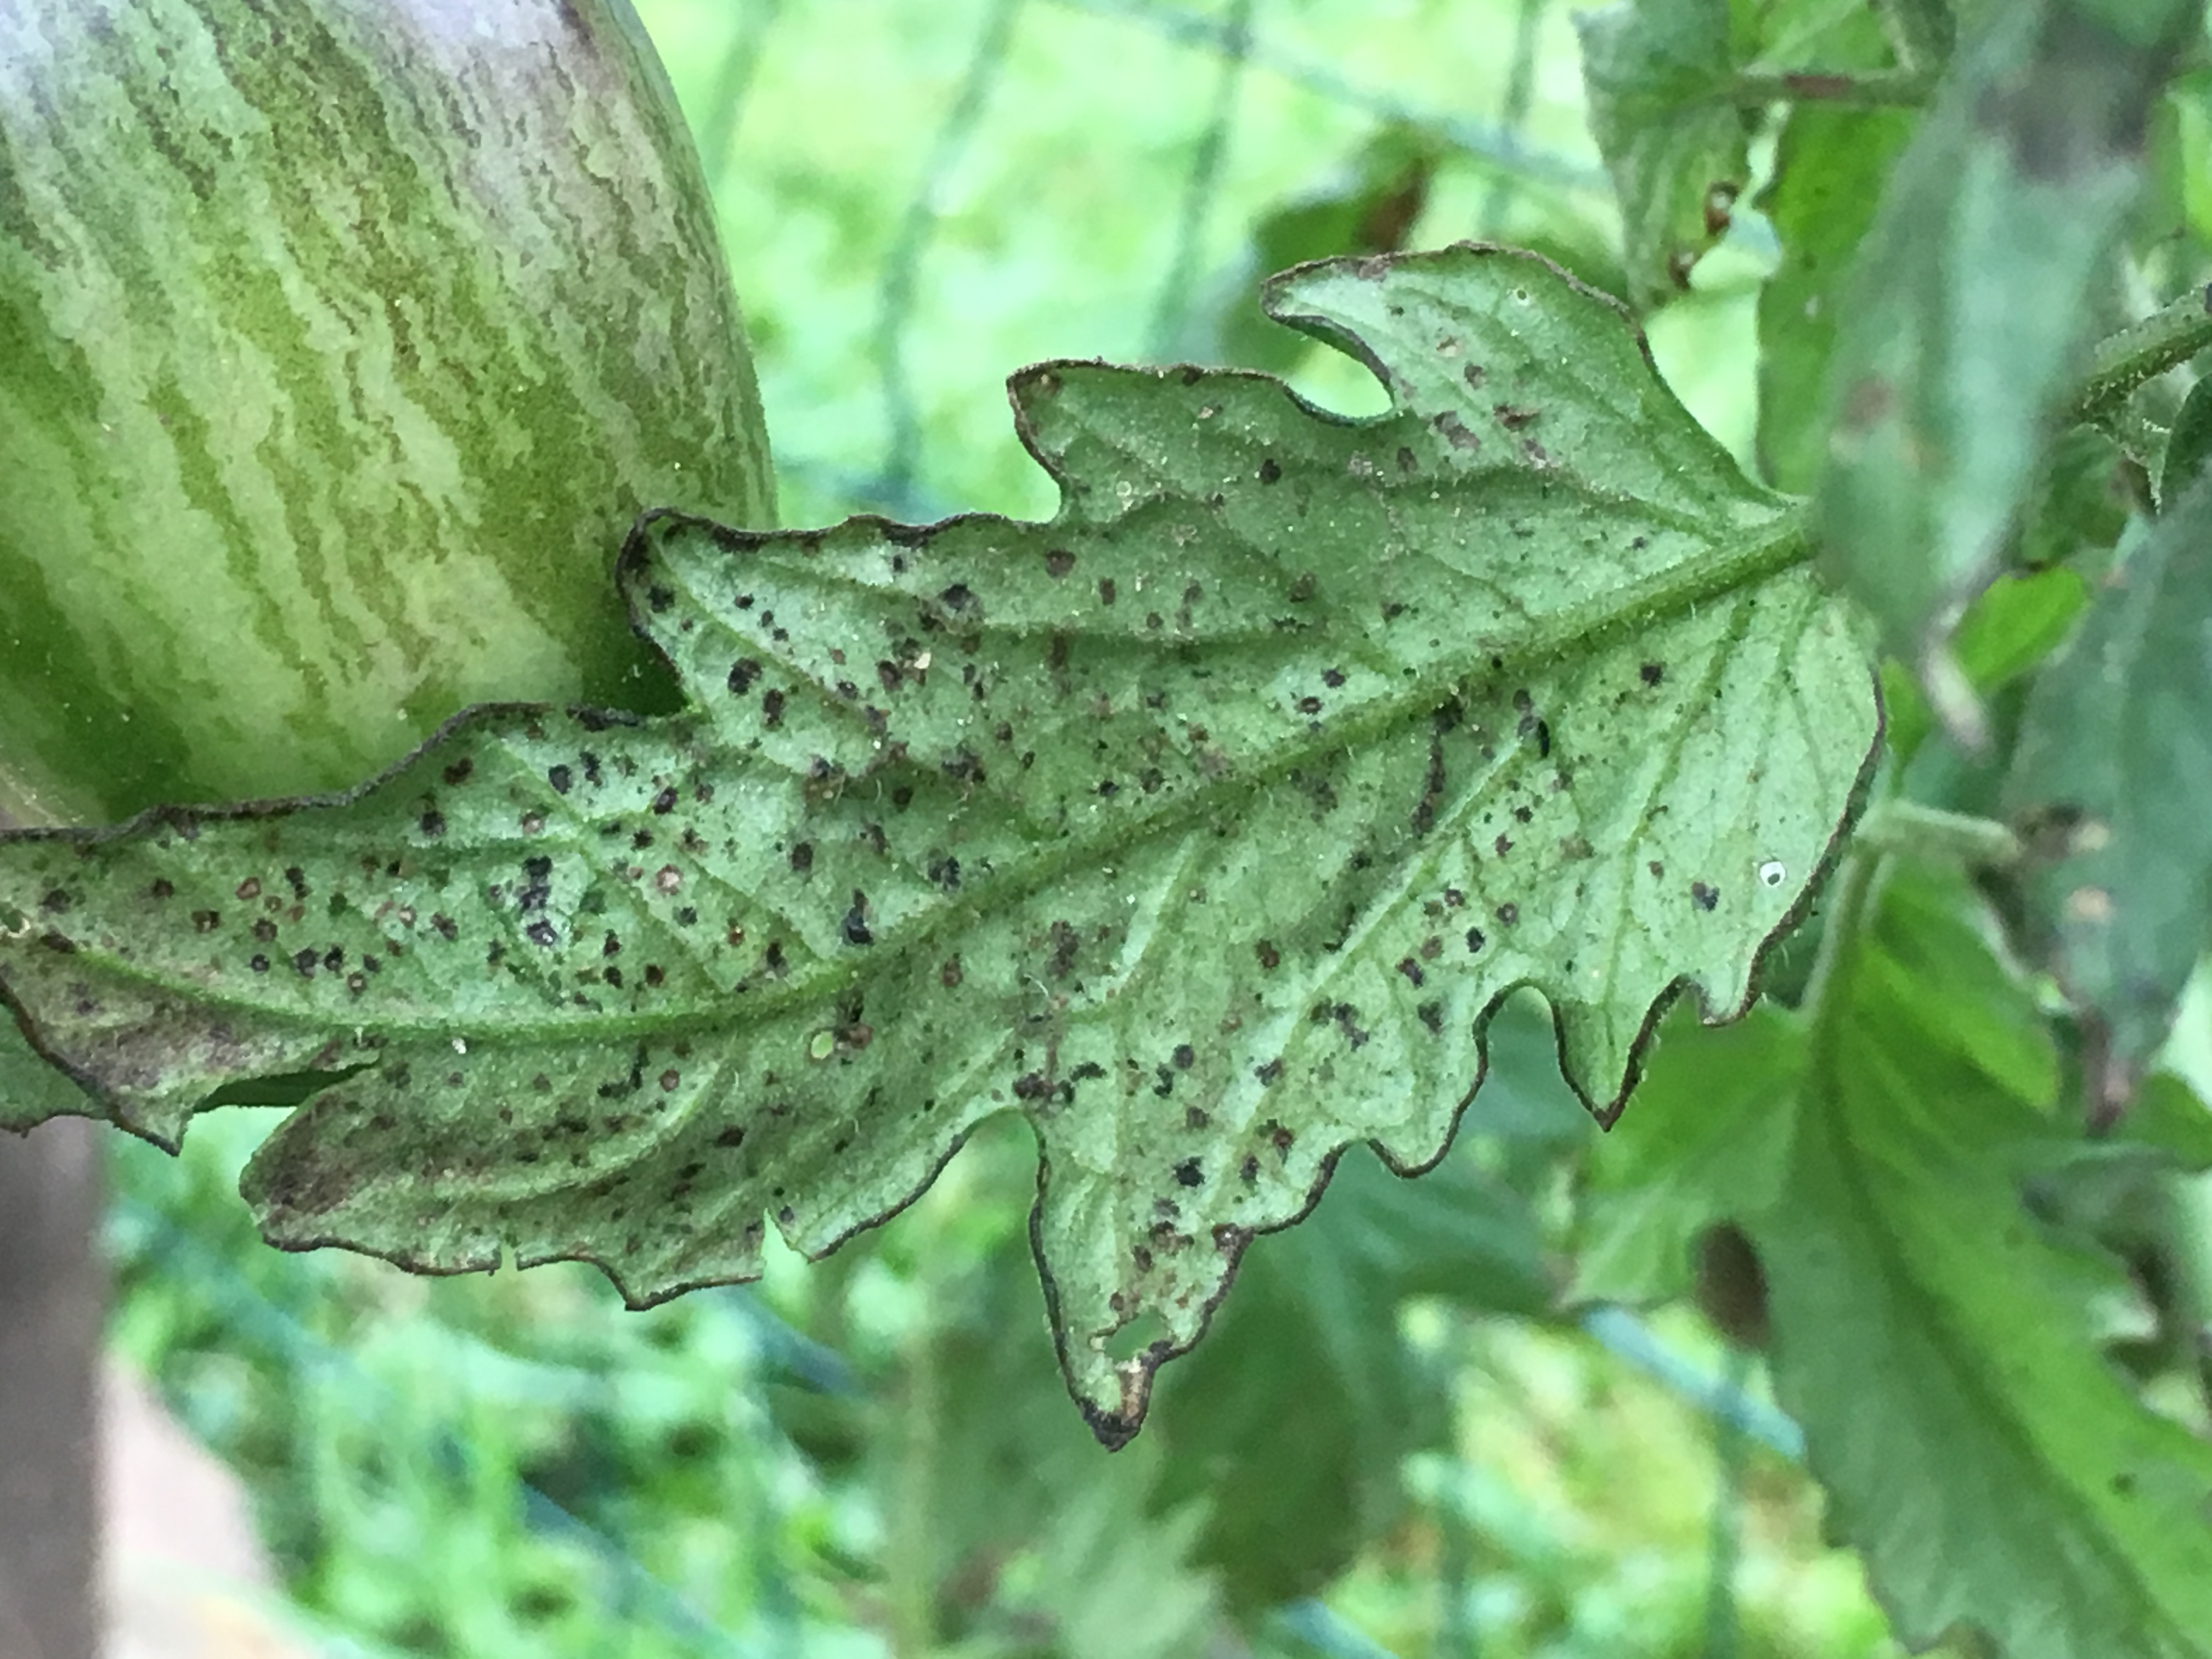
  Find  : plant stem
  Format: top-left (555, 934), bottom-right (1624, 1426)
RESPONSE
top-left (2070, 286), bottom-right (2212, 430)
top-left (1726, 69), bottom-right (1937, 108)
top-left (1798, 845), bottom-right (1879, 1034)
top-left (1852, 801), bottom-right (2022, 870)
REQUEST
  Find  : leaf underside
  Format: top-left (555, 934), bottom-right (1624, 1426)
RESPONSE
top-left (0, 244), bottom-right (1878, 1441)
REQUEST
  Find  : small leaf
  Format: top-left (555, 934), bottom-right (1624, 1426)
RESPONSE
top-left (2004, 476), bottom-right (2212, 1101)
top-left (1753, 867), bottom-right (2212, 1658)
top-left (1578, 0), bottom-right (1754, 307)
top-left (0, 245), bottom-right (1879, 1441)
top-left (1817, 0), bottom-right (2194, 706)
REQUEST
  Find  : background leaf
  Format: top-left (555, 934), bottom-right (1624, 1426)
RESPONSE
top-left (1147, 1139), bottom-right (1554, 1609)
top-left (1815, 0), bottom-right (2195, 693)
top-left (2004, 476), bottom-right (2212, 1101)
top-left (1570, 1001), bottom-right (1799, 1307)
top-left (1752, 0), bottom-right (1915, 494)
top-left (0, 1008), bottom-right (100, 1133)
top-left (1577, 0), bottom-right (1753, 308)
top-left (1753, 866), bottom-right (2212, 1658)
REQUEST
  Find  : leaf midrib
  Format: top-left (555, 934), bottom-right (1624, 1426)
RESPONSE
top-left (26, 503), bottom-right (1819, 1074)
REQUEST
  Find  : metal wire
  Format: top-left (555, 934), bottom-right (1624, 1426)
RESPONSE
top-left (870, 0), bottom-right (1030, 508)
top-left (1145, 0), bottom-right (1257, 355)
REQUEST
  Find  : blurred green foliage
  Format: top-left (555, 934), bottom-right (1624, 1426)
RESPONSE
top-left (102, 1), bottom-right (2212, 1655)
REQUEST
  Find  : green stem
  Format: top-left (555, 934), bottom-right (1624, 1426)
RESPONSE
top-left (2070, 286), bottom-right (2212, 431)
top-left (1726, 69), bottom-right (1938, 108)
top-left (1852, 801), bottom-right (2022, 870)
top-left (1798, 845), bottom-right (1877, 1028)
top-left (886, 1316), bottom-right (944, 1658)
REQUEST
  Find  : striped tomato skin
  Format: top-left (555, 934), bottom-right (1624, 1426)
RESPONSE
top-left (0, 0), bottom-right (773, 823)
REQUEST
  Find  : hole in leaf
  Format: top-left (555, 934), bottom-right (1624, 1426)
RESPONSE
top-left (1103, 1311), bottom-right (1172, 1362)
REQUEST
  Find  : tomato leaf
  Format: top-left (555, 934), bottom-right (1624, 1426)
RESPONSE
top-left (1753, 868), bottom-right (2212, 1657)
top-left (0, 1005), bottom-right (101, 1134)
top-left (1577, 0), bottom-right (1752, 307)
top-left (1815, 0), bottom-right (2194, 688)
top-left (1755, 88), bottom-right (1915, 494)
top-left (0, 245), bottom-right (1878, 1441)
top-left (1571, 1001), bottom-right (1799, 1307)
top-left (2004, 477), bottom-right (2212, 1100)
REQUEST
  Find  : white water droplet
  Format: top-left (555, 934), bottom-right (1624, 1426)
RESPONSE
top-left (1758, 860), bottom-right (1786, 889)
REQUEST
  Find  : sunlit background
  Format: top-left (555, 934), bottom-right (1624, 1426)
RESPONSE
top-left (107, 2), bottom-right (1904, 1654)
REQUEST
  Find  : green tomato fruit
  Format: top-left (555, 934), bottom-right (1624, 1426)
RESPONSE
top-left (0, 0), bottom-right (774, 823)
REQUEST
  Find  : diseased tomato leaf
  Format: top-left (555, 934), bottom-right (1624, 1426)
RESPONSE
top-left (0, 245), bottom-right (1878, 1441)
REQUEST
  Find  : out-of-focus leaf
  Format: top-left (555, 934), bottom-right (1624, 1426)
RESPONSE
top-left (0, 1008), bottom-right (99, 1132)
top-left (2004, 478), bottom-right (2212, 1102)
top-left (1578, 0), bottom-right (1754, 307)
top-left (0, 245), bottom-right (1880, 1442)
top-left (1753, 867), bottom-right (2212, 1658)
top-left (1816, 0), bottom-right (2192, 714)
top-left (2159, 373), bottom-right (2212, 498)
top-left (1456, 989), bottom-right (1602, 1153)
top-left (1883, 565), bottom-right (2093, 765)
top-left (2015, 424), bottom-right (2135, 572)
top-left (1197, 126), bottom-right (1443, 376)
top-left (1755, 99), bottom-right (1916, 494)
top-left (2118, 1071), bottom-right (2212, 1173)
top-left (1571, 1001), bottom-right (1799, 1306)
top-left (906, 1230), bottom-right (1226, 1655)
top-left (1148, 1140), bottom-right (1551, 1609)
top-left (1816, 0), bottom-right (2194, 714)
